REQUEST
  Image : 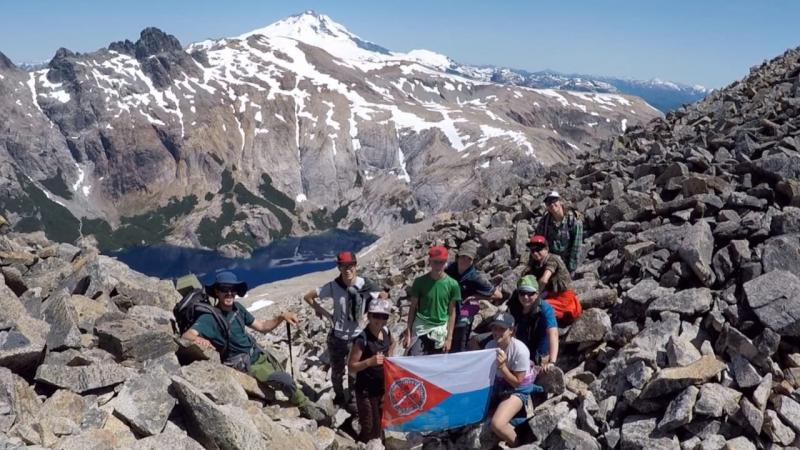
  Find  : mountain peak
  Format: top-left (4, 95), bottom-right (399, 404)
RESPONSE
top-left (240, 11), bottom-right (391, 59)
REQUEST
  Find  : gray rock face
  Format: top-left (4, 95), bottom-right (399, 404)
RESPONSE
top-left (42, 293), bottom-right (82, 351)
top-left (113, 371), bottom-right (176, 436)
top-left (179, 361), bottom-right (249, 406)
top-left (34, 363), bottom-right (130, 393)
top-left (743, 270), bottom-right (800, 336)
top-left (763, 409), bottom-right (796, 445)
top-left (774, 395), bottom-right (800, 433)
top-left (657, 385), bottom-right (698, 431)
top-left (566, 309), bottom-right (611, 343)
top-left (647, 288), bottom-right (713, 317)
top-left (95, 318), bottom-right (177, 362)
top-left (694, 383), bottom-right (742, 418)
top-left (620, 416), bottom-right (679, 450)
top-left (640, 356), bottom-right (726, 399)
top-left (170, 376), bottom-right (269, 450)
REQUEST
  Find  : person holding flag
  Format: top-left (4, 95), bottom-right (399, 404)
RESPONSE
top-left (485, 313), bottom-right (533, 446)
top-left (402, 245), bottom-right (461, 355)
top-left (347, 299), bottom-right (395, 442)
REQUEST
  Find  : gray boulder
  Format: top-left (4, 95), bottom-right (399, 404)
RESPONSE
top-left (694, 383), bottom-right (742, 418)
top-left (743, 270), bottom-right (800, 336)
top-left (774, 395), bottom-right (800, 433)
top-left (113, 370), bottom-right (176, 436)
top-left (170, 376), bottom-right (269, 450)
top-left (42, 292), bottom-right (82, 351)
top-left (566, 309), bottom-right (611, 343)
top-left (620, 416), bottom-right (679, 450)
top-left (34, 363), bottom-right (130, 393)
top-left (95, 319), bottom-right (178, 362)
top-left (647, 288), bottom-right (712, 317)
top-left (761, 234), bottom-right (800, 275)
top-left (639, 356), bottom-right (726, 399)
top-left (179, 360), bottom-right (249, 406)
top-left (657, 385), bottom-right (698, 431)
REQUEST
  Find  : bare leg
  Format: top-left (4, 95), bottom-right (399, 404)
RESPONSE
top-left (490, 395), bottom-right (523, 446)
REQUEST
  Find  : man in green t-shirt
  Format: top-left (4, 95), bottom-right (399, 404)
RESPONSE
top-left (402, 246), bottom-right (461, 355)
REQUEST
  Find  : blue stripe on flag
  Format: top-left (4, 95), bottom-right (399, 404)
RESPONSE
top-left (385, 387), bottom-right (492, 432)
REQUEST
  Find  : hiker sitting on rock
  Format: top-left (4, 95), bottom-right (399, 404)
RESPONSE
top-left (402, 245), bottom-right (461, 355)
top-left (486, 313), bottom-right (534, 447)
top-left (506, 276), bottom-right (559, 373)
top-left (535, 191), bottom-right (583, 274)
top-left (445, 241), bottom-right (501, 353)
top-left (181, 271), bottom-right (326, 422)
top-left (347, 299), bottom-right (395, 443)
top-left (303, 251), bottom-right (382, 407)
top-left (526, 235), bottom-right (583, 325)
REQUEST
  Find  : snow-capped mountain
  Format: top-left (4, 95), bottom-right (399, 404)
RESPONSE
top-left (0, 11), bottom-right (660, 254)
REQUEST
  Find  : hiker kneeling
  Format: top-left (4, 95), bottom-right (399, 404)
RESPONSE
top-left (486, 313), bottom-right (533, 447)
top-left (526, 235), bottom-right (582, 325)
top-left (180, 271), bottom-right (325, 422)
top-left (347, 299), bottom-right (395, 442)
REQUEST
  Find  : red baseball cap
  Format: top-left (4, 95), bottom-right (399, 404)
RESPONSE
top-left (428, 246), bottom-right (449, 260)
top-left (526, 235), bottom-right (548, 248)
top-left (336, 251), bottom-right (357, 264)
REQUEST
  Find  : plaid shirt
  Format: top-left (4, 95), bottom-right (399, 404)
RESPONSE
top-left (535, 211), bottom-right (583, 272)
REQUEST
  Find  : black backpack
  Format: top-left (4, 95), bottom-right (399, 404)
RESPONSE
top-left (173, 289), bottom-right (232, 356)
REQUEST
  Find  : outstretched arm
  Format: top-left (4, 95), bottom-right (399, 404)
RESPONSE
top-left (250, 312), bottom-right (299, 334)
top-left (181, 328), bottom-right (213, 349)
top-left (303, 290), bottom-right (333, 322)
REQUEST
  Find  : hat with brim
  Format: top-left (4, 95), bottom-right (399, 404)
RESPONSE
top-left (526, 235), bottom-right (548, 249)
top-left (490, 312), bottom-right (515, 329)
top-left (517, 275), bottom-right (539, 294)
top-left (368, 299), bottom-right (392, 315)
top-left (457, 241), bottom-right (478, 259)
top-left (205, 270), bottom-right (248, 297)
top-left (544, 191), bottom-right (561, 204)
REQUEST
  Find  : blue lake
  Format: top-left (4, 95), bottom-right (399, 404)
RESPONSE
top-left (108, 229), bottom-right (377, 288)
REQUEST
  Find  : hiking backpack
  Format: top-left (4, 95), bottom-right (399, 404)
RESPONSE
top-left (172, 288), bottom-right (232, 355)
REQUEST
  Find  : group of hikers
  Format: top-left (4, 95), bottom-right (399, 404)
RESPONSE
top-left (178, 190), bottom-right (584, 446)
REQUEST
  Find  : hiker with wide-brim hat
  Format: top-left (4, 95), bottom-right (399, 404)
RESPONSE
top-left (182, 270), bottom-right (327, 423)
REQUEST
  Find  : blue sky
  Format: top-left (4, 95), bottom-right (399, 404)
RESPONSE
top-left (1, 1), bottom-right (798, 88)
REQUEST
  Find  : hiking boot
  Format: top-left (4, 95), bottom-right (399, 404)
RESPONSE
top-left (299, 402), bottom-right (330, 425)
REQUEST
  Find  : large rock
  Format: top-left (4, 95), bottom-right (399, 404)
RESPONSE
top-left (179, 360), bottom-right (249, 405)
top-left (743, 270), bottom-right (800, 336)
top-left (113, 370), bottom-right (176, 436)
top-left (0, 367), bottom-right (42, 433)
top-left (95, 319), bottom-right (178, 362)
top-left (42, 292), bottom-right (82, 351)
top-left (34, 363), bottom-right (130, 393)
top-left (170, 376), bottom-right (269, 450)
top-left (774, 395), bottom-right (800, 433)
top-left (657, 385), bottom-right (698, 431)
top-left (763, 409), bottom-right (796, 445)
top-left (0, 292), bottom-right (49, 374)
top-left (639, 356), bottom-right (726, 399)
top-left (639, 222), bottom-right (714, 285)
top-left (693, 383), bottom-right (741, 418)
top-left (760, 235), bottom-right (800, 275)
top-left (566, 309), bottom-right (611, 343)
top-left (620, 416), bottom-right (679, 450)
top-left (120, 430), bottom-right (205, 450)
top-left (82, 255), bottom-right (180, 311)
top-left (647, 288), bottom-right (712, 317)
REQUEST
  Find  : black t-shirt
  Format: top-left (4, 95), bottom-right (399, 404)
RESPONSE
top-left (352, 327), bottom-right (391, 396)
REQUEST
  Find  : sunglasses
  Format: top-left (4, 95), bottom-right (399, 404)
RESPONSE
top-left (338, 264), bottom-right (356, 271)
top-left (529, 246), bottom-right (546, 252)
top-left (216, 285), bottom-right (237, 294)
top-left (370, 313), bottom-right (389, 320)
top-left (520, 291), bottom-right (538, 297)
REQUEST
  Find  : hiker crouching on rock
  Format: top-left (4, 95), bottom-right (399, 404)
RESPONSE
top-left (535, 191), bottom-right (583, 274)
top-left (182, 271), bottom-right (326, 422)
top-left (303, 251), bottom-right (382, 407)
top-left (506, 276), bottom-right (559, 374)
top-left (347, 299), bottom-right (395, 443)
top-left (403, 245), bottom-right (461, 355)
top-left (486, 313), bottom-right (533, 447)
top-left (526, 235), bottom-right (583, 325)
top-left (446, 241), bottom-right (502, 353)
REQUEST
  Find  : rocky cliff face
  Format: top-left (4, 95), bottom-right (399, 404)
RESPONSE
top-left (0, 12), bottom-right (659, 255)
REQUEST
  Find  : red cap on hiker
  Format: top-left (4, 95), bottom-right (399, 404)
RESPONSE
top-left (428, 246), bottom-right (448, 261)
top-left (527, 235), bottom-right (548, 248)
top-left (336, 251), bottom-right (357, 264)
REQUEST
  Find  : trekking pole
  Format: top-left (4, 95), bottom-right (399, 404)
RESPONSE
top-left (286, 322), bottom-right (295, 377)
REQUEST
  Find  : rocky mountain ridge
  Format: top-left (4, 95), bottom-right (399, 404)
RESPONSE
top-left (349, 45), bottom-right (800, 448)
top-left (0, 12), bottom-right (659, 256)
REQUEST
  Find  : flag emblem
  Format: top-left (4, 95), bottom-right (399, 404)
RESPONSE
top-left (388, 377), bottom-right (427, 416)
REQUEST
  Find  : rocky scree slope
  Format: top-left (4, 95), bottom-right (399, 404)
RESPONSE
top-left (0, 223), bottom-right (364, 449)
top-left (0, 12), bottom-right (658, 256)
top-left (347, 46), bottom-right (800, 449)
